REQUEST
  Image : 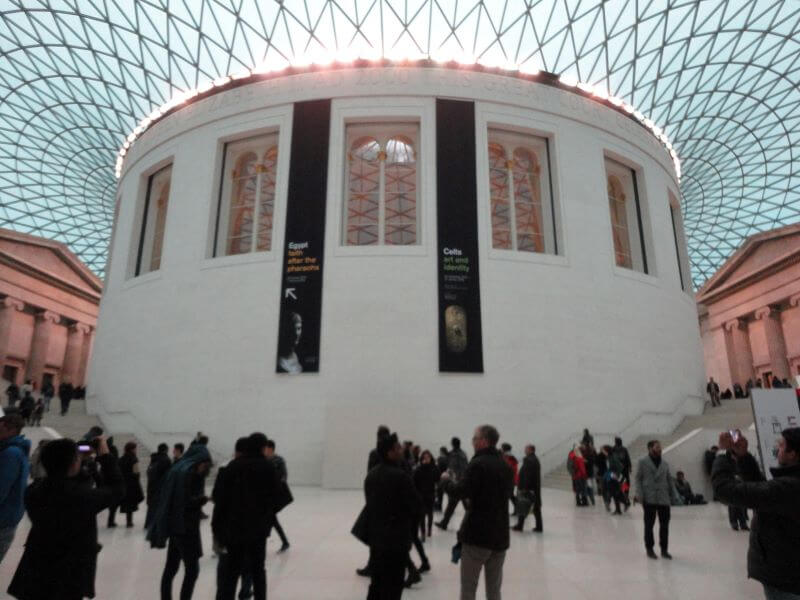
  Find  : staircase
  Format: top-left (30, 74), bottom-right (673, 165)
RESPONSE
top-left (542, 397), bottom-right (754, 490)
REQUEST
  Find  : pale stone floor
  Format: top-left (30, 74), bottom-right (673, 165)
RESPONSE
top-left (1, 479), bottom-right (763, 600)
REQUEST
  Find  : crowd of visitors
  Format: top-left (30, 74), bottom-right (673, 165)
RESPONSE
top-left (2, 400), bottom-right (798, 600)
top-left (707, 375), bottom-right (797, 406)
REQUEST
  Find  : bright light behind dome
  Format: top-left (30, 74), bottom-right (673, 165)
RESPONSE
top-left (1, 0), bottom-right (799, 288)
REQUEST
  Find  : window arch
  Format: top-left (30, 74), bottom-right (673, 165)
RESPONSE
top-left (344, 123), bottom-right (420, 246)
top-left (214, 132), bottom-right (279, 257)
top-left (487, 129), bottom-right (555, 254)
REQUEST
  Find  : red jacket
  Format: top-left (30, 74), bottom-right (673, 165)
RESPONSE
top-left (569, 452), bottom-right (587, 480)
top-left (503, 454), bottom-right (519, 485)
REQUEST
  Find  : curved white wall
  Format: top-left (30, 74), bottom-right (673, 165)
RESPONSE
top-left (89, 67), bottom-right (705, 487)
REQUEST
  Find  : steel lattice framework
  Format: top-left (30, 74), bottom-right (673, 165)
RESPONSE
top-left (1, 0), bottom-right (799, 287)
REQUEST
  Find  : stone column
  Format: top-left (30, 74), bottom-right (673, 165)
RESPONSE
top-left (724, 318), bottom-right (754, 388)
top-left (25, 310), bottom-right (60, 387)
top-left (76, 326), bottom-right (94, 387)
top-left (0, 297), bottom-right (25, 370)
top-left (755, 306), bottom-right (790, 381)
top-left (61, 322), bottom-right (90, 385)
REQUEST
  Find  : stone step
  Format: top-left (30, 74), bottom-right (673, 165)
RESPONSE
top-left (541, 396), bottom-right (755, 491)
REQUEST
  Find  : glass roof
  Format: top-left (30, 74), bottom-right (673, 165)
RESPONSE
top-left (1, 1), bottom-right (798, 288)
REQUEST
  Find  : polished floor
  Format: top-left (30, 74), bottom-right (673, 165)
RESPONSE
top-left (1, 479), bottom-right (762, 600)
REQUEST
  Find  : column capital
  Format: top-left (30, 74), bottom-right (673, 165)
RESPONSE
top-left (70, 322), bottom-right (91, 335)
top-left (2, 296), bottom-right (24, 311)
top-left (36, 310), bottom-right (60, 324)
top-left (789, 294), bottom-right (800, 308)
top-left (754, 306), bottom-right (778, 321)
top-left (724, 318), bottom-right (747, 332)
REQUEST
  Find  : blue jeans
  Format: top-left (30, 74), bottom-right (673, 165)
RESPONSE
top-left (0, 525), bottom-right (17, 565)
top-left (764, 584), bottom-right (800, 600)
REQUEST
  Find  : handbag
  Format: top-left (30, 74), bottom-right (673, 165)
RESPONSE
top-left (351, 505), bottom-right (369, 545)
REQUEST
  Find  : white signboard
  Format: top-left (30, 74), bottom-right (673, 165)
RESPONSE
top-left (751, 389), bottom-right (800, 479)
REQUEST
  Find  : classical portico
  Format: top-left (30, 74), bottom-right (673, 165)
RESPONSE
top-left (0, 228), bottom-right (101, 390)
top-left (698, 223), bottom-right (800, 391)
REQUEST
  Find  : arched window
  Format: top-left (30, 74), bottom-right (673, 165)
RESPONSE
top-left (345, 123), bottom-right (420, 246)
top-left (607, 174), bottom-right (632, 269)
top-left (487, 130), bottom-right (555, 254)
top-left (214, 132), bottom-right (279, 257)
top-left (134, 164), bottom-right (172, 276)
top-left (604, 157), bottom-right (648, 273)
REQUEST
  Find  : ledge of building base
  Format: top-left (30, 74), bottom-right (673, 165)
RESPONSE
top-left (538, 394), bottom-right (706, 476)
top-left (86, 393), bottom-right (196, 461)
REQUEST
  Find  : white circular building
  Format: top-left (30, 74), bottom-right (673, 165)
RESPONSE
top-left (88, 63), bottom-right (704, 487)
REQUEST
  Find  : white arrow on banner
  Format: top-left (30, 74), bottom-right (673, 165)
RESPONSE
top-left (285, 288), bottom-right (297, 300)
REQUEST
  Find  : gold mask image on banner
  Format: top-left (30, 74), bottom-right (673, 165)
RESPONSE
top-left (445, 305), bottom-right (467, 353)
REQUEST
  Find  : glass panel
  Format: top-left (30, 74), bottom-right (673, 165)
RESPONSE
top-left (488, 142), bottom-right (511, 249)
top-left (385, 136), bottom-right (417, 245)
top-left (512, 147), bottom-right (545, 253)
top-left (142, 165), bottom-right (171, 274)
top-left (607, 174), bottom-right (632, 269)
top-left (256, 145), bottom-right (278, 251)
top-left (346, 136), bottom-right (380, 245)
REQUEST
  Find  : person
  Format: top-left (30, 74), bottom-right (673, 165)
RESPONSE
top-left (582, 443), bottom-right (596, 506)
top-left (734, 382), bottom-right (745, 399)
top-left (413, 450), bottom-right (438, 540)
top-left (707, 377), bottom-right (721, 407)
top-left (634, 440), bottom-right (680, 559)
top-left (358, 425), bottom-right (391, 578)
top-left (58, 379), bottom-right (74, 415)
top-left (500, 443), bottom-right (518, 514)
top-left (277, 311), bottom-right (303, 373)
top-left (704, 445), bottom-right (719, 476)
top-left (712, 428), bottom-right (800, 599)
top-left (435, 436), bottom-right (468, 530)
top-left (106, 437), bottom-right (121, 527)
top-left (512, 444), bottom-right (542, 532)
top-left (29, 398), bottom-right (44, 426)
top-left (7, 435), bottom-right (124, 599)
top-left (581, 428), bottom-right (594, 448)
top-left (146, 443), bottom-right (173, 529)
top-left (173, 443), bottom-right (185, 463)
top-left (594, 443), bottom-right (609, 510)
top-left (674, 471), bottom-right (706, 505)
top-left (41, 381), bottom-right (54, 412)
top-left (19, 380), bottom-right (33, 399)
top-left (435, 446), bottom-right (449, 511)
top-left (362, 432), bottom-right (422, 600)
top-left (443, 425), bottom-right (513, 600)
top-left (0, 412), bottom-right (30, 564)
top-left (612, 437), bottom-right (632, 496)
top-left (213, 433), bottom-right (280, 600)
top-left (19, 391), bottom-right (34, 424)
top-left (148, 443), bottom-right (212, 600)
top-left (5, 381), bottom-right (19, 407)
top-left (264, 439), bottom-right (291, 553)
top-left (119, 441), bottom-right (145, 528)
top-left (603, 445), bottom-right (627, 513)
top-left (568, 445), bottom-right (588, 506)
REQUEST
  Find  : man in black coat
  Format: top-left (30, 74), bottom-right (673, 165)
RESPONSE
top-left (512, 444), bottom-right (542, 532)
top-left (446, 424), bottom-right (513, 600)
top-left (213, 432), bottom-right (280, 600)
top-left (358, 424), bottom-right (391, 578)
top-left (145, 443), bottom-right (173, 529)
top-left (7, 436), bottom-right (124, 600)
top-left (57, 380), bottom-right (74, 416)
top-left (364, 432), bottom-right (423, 600)
top-left (712, 427), bottom-right (800, 599)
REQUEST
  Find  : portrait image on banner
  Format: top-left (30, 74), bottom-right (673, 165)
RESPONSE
top-left (275, 99), bottom-right (331, 374)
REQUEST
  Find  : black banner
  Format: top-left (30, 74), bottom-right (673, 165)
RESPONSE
top-left (276, 99), bottom-right (331, 374)
top-left (436, 99), bottom-right (484, 373)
